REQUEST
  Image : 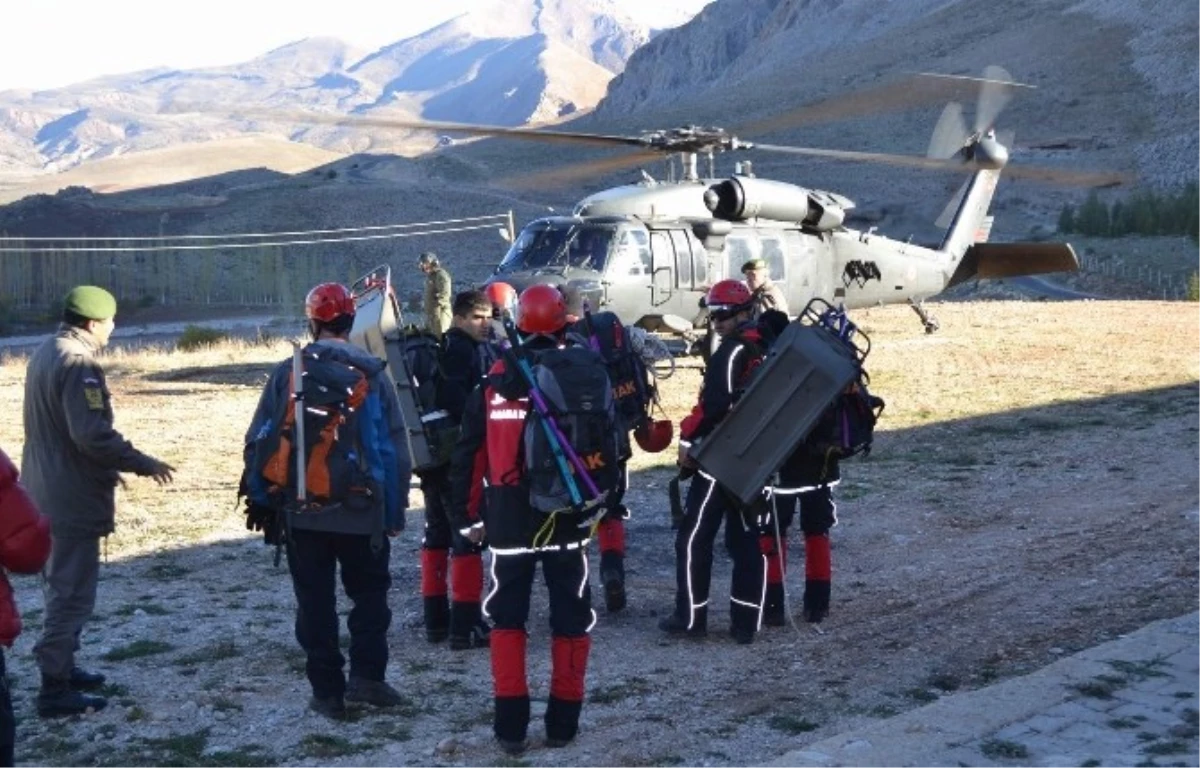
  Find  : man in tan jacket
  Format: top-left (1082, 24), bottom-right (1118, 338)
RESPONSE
top-left (742, 258), bottom-right (789, 318)
top-left (21, 286), bottom-right (174, 718)
top-left (419, 252), bottom-right (453, 338)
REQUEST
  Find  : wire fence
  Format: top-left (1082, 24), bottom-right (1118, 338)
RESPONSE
top-left (0, 213), bottom-right (514, 311)
top-left (1075, 252), bottom-right (1194, 300)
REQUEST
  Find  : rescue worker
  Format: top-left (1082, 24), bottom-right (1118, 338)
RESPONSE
top-left (762, 410), bottom-right (842, 625)
top-left (419, 251), bottom-right (453, 338)
top-left (742, 258), bottom-right (788, 317)
top-left (420, 290), bottom-right (494, 650)
top-left (243, 283), bottom-right (411, 719)
top-left (484, 281), bottom-right (518, 345)
top-left (448, 284), bottom-right (601, 754)
top-left (0, 446), bottom-right (52, 764)
top-left (660, 279), bottom-right (766, 645)
top-left (22, 285), bottom-right (175, 718)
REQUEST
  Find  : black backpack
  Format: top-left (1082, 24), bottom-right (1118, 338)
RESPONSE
top-left (400, 327), bottom-right (458, 466)
top-left (522, 345), bottom-right (621, 515)
top-left (572, 311), bottom-right (654, 430)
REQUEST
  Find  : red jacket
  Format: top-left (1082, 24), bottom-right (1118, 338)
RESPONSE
top-left (0, 448), bottom-right (52, 646)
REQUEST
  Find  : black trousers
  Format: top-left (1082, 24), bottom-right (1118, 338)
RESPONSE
top-left (286, 528), bottom-right (392, 699)
top-left (420, 466), bottom-right (483, 556)
top-left (486, 545), bottom-right (593, 636)
top-left (674, 473), bottom-right (764, 632)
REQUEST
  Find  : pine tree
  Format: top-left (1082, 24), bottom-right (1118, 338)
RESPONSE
top-left (1057, 204), bottom-right (1075, 233)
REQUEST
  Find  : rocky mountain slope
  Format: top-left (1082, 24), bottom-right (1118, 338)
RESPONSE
top-left (0, 0), bottom-right (649, 179)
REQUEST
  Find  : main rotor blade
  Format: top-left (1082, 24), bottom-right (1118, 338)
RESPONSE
top-left (496, 149), bottom-right (665, 190)
top-left (224, 109), bottom-right (652, 150)
top-left (974, 65), bottom-right (1017, 133)
top-left (752, 142), bottom-right (1132, 187)
top-left (736, 74), bottom-right (986, 137)
top-left (927, 102), bottom-right (968, 159)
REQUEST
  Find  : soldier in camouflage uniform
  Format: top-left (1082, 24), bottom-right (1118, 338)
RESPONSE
top-left (419, 252), bottom-right (453, 338)
top-left (22, 286), bottom-right (174, 718)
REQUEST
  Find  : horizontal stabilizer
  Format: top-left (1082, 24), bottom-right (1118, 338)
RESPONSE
top-left (948, 242), bottom-right (1079, 288)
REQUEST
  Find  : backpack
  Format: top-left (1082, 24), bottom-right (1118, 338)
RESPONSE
top-left (399, 327), bottom-right (458, 468)
top-left (247, 348), bottom-right (384, 513)
top-left (572, 312), bottom-right (654, 430)
top-left (808, 372), bottom-right (885, 460)
top-left (522, 345), bottom-right (622, 515)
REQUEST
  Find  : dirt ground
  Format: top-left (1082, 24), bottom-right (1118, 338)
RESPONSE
top-left (0, 300), bottom-right (1195, 767)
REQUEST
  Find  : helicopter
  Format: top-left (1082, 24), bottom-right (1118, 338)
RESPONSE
top-left (262, 67), bottom-right (1119, 345)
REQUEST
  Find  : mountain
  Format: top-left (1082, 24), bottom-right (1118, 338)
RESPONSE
top-left (0, 0), bottom-right (649, 188)
top-left (595, 0), bottom-right (1198, 193)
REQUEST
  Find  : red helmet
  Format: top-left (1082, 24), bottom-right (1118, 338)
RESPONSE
top-left (705, 279), bottom-right (753, 315)
top-left (305, 283), bottom-right (356, 323)
top-left (517, 284), bottom-right (567, 334)
top-left (634, 418), bottom-right (674, 453)
top-left (485, 282), bottom-right (518, 316)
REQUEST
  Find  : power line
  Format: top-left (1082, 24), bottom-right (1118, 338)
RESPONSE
top-left (0, 213), bottom-right (513, 253)
top-left (3, 213), bottom-right (510, 242)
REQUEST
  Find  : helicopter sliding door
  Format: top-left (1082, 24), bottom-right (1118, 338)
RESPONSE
top-left (648, 231), bottom-right (675, 310)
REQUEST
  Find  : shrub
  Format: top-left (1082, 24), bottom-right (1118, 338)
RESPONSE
top-left (177, 325), bottom-right (228, 351)
top-left (1188, 272), bottom-right (1198, 302)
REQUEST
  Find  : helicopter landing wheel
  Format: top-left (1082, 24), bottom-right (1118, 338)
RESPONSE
top-left (910, 300), bottom-right (939, 335)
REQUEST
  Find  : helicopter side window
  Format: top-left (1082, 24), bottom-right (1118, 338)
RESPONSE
top-left (759, 234), bottom-right (786, 283)
top-left (669, 231), bottom-right (692, 288)
top-left (725, 234), bottom-right (757, 281)
top-left (685, 231), bottom-right (708, 287)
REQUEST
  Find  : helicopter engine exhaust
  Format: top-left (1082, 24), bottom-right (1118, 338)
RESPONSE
top-left (704, 177), bottom-right (847, 230)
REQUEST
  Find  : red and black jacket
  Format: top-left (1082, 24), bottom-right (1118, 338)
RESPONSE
top-left (448, 336), bottom-right (588, 550)
top-left (679, 324), bottom-right (764, 448)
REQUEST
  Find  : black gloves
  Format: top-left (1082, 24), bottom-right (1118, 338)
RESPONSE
top-left (245, 501), bottom-right (284, 546)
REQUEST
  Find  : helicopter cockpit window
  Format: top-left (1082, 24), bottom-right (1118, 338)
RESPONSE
top-left (496, 223), bottom-right (616, 273)
top-left (610, 229), bottom-right (652, 277)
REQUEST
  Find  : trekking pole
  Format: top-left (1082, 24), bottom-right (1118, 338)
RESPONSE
top-left (291, 342), bottom-right (307, 506)
top-left (496, 322), bottom-right (602, 504)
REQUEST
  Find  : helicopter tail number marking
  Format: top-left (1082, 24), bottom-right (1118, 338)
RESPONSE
top-left (974, 215), bottom-right (994, 244)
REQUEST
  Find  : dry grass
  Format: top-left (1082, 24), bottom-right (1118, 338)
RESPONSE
top-left (0, 300), bottom-right (1195, 560)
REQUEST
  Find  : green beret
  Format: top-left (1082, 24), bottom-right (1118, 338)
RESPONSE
top-left (741, 258), bottom-right (767, 273)
top-left (63, 286), bottom-right (117, 321)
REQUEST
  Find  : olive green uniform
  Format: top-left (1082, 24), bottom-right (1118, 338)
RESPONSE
top-left (424, 267), bottom-right (452, 338)
top-left (22, 325), bottom-right (160, 679)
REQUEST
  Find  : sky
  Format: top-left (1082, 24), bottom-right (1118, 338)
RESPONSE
top-left (0, 0), bottom-right (711, 93)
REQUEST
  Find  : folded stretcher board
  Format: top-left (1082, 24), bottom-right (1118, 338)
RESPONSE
top-left (688, 304), bottom-right (863, 507)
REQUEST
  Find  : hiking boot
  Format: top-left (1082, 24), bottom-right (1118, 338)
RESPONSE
top-left (346, 677), bottom-right (406, 708)
top-left (309, 694), bottom-right (348, 720)
top-left (37, 679), bottom-right (107, 719)
top-left (601, 567), bottom-right (627, 613)
top-left (658, 611), bottom-right (706, 638)
top-left (496, 737), bottom-right (527, 756)
top-left (803, 606), bottom-right (828, 624)
top-left (424, 596), bottom-right (450, 643)
top-left (449, 621), bottom-right (490, 651)
top-left (69, 666), bottom-right (106, 691)
top-left (545, 735), bottom-right (574, 748)
top-left (730, 626), bottom-right (756, 645)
